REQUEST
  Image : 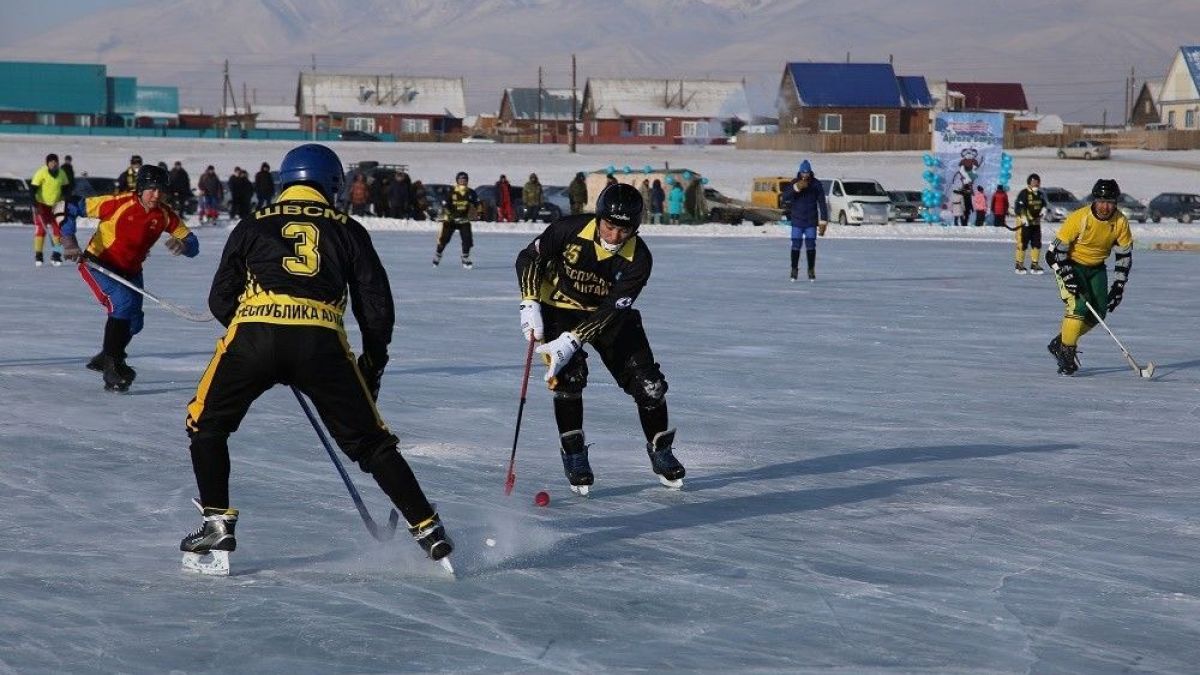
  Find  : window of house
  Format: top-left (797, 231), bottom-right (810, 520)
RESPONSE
top-left (401, 118), bottom-right (429, 134)
top-left (869, 114), bottom-right (886, 133)
top-left (638, 120), bottom-right (665, 136)
top-left (681, 120), bottom-right (710, 137)
top-left (346, 117), bottom-right (376, 133)
top-left (818, 114), bottom-right (842, 133)
top-left (36, 113), bottom-right (54, 125)
top-left (76, 115), bottom-right (92, 127)
top-left (1168, 110), bottom-right (1176, 126)
top-left (1187, 109), bottom-right (1197, 128)
top-left (589, 121), bottom-right (598, 135)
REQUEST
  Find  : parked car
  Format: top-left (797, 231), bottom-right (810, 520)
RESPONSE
top-left (750, 176), bottom-right (792, 210)
top-left (542, 185), bottom-right (572, 217)
top-left (339, 130), bottom-right (380, 142)
top-left (0, 177), bottom-right (34, 222)
top-left (475, 183), bottom-right (525, 221)
top-left (460, 134), bottom-right (496, 144)
top-left (820, 178), bottom-right (891, 225)
top-left (1041, 187), bottom-right (1085, 222)
top-left (703, 187), bottom-right (782, 226)
top-left (888, 190), bottom-right (922, 222)
top-left (1057, 139), bottom-right (1111, 160)
top-left (1147, 192), bottom-right (1200, 223)
top-left (1085, 192), bottom-right (1148, 223)
top-left (73, 175), bottom-right (121, 199)
top-left (422, 183), bottom-right (453, 220)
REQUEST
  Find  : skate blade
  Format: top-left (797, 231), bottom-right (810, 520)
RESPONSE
top-left (439, 558), bottom-right (456, 576)
top-left (658, 476), bottom-right (684, 490)
top-left (182, 550), bottom-right (230, 576)
top-left (569, 484), bottom-right (590, 497)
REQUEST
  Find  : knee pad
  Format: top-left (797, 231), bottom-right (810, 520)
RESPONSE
top-left (620, 359), bottom-right (668, 410)
top-left (551, 355), bottom-right (588, 395)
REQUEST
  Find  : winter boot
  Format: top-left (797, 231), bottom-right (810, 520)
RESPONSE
top-left (790, 267), bottom-right (798, 282)
top-left (1015, 262), bottom-right (1027, 275)
top-left (180, 499), bottom-right (238, 554)
top-left (86, 351), bottom-right (105, 372)
top-left (432, 250), bottom-right (443, 266)
top-left (408, 512), bottom-right (453, 561)
top-left (559, 430), bottom-right (594, 494)
top-left (646, 428), bottom-right (685, 488)
top-left (102, 355), bottom-right (136, 392)
top-left (461, 254), bottom-right (473, 270)
top-left (806, 249), bottom-right (817, 281)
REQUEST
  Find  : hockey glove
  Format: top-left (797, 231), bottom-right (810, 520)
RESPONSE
top-left (164, 237), bottom-right (186, 256)
top-left (519, 300), bottom-right (544, 341)
top-left (535, 332), bottom-right (580, 382)
top-left (1057, 265), bottom-right (1080, 296)
top-left (357, 352), bottom-right (388, 401)
top-left (61, 234), bottom-right (83, 262)
top-left (1107, 281), bottom-right (1125, 313)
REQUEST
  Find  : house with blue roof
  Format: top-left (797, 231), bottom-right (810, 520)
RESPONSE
top-left (497, 88), bottom-right (580, 142)
top-left (777, 62), bottom-right (931, 136)
top-left (1158, 46), bottom-right (1200, 130)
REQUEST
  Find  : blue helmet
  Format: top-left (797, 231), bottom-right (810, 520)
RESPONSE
top-left (278, 144), bottom-right (344, 200)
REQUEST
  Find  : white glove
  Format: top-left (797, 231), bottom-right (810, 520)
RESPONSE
top-left (519, 300), bottom-right (544, 341)
top-left (535, 332), bottom-right (580, 382)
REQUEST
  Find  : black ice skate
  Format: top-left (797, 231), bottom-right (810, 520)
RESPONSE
top-left (432, 250), bottom-right (443, 266)
top-left (1015, 262), bottom-right (1027, 275)
top-left (646, 428), bottom-right (685, 489)
top-left (1047, 335), bottom-right (1079, 376)
top-left (180, 498), bottom-right (238, 576)
top-left (34, 252), bottom-right (44, 267)
top-left (461, 254), bottom-right (473, 270)
top-left (1029, 263), bottom-right (1045, 275)
top-left (408, 512), bottom-right (455, 573)
top-left (559, 430), bottom-right (593, 496)
top-left (50, 251), bottom-right (63, 267)
top-left (85, 351), bottom-right (105, 372)
top-left (102, 355), bottom-right (136, 392)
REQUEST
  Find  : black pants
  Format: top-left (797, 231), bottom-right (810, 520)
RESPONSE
top-left (436, 221), bottom-right (473, 254)
top-left (542, 306), bottom-right (669, 441)
top-left (185, 323), bottom-right (434, 524)
top-left (1019, 223), bottom-right (1043, 250)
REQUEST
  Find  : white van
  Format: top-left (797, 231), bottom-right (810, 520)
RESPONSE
top-left (819, 178), bottom-right (891, 225)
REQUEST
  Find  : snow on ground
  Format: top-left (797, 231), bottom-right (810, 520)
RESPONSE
top-left (2, 135), bottom-right (1200, 673)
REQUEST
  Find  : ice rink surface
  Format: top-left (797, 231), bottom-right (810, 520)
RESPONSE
top-left (1, 220), bottom-right (1198, 673)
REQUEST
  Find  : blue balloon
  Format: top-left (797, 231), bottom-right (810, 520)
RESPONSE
top-left (607, 165), bottom-right (615, 174)
top-left (701, 176), bottom-right (709, 184)
top-left (643, 165), bottom-right (653, 174)
top-left (683, 170), bottom-right (693, 180)
top-left (665, 176), bottom-right (675, 185)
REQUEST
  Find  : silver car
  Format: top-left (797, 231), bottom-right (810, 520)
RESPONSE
top-left (1057, 140), bottom-right (1111, 160)
top-left (1042, 187), bottom-right (1084, 222)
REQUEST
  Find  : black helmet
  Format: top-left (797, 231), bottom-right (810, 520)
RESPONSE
top-left (1027, 173), bottom-right (1040, 184)
top-left (455, 171), bottom-right (469, 182)
top-left (1091, 178), bottom-right (1120, 201)
top-left (135, 164), bottom-right (169, 192)
top-left (130, 154), bottom-right (142, 165)
top-left (596, 183), bottom-right (643, 230)
top-left (278, 143), bottom-right (344, 200)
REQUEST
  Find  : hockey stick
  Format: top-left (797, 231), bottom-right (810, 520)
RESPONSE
top-left (84, 259), bottom-right (213, 322)
top-left (291, 386), bottom-right (400, 541)
top-left (504, 335), bottom-right (538, 495)
top-left (1082, 300), bottom-right (1156, 379)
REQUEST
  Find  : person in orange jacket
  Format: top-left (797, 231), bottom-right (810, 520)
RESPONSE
top-left (991, 184), bottom-right (1010, 230)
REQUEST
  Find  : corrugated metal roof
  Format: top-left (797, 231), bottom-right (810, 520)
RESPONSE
top-left (1181, 46), bottom-right (1200, 93)
top-left (896, 75), bottom-right (932, 108)
top-left (505, 88), bottom-right (579, 120)
top-left (297, 73), bottom-right (465, 118)
top-left (785, 63), bottom-right (902, 107)
top-left (0, 61), bottom-right (107, 114)
top-left (586, 79), bottom-right (750, 120)
top-left (945, 81), bottom-right (1028, 112)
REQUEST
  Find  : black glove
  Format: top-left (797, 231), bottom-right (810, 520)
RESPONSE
top-left (1058, 265), bottom-right (1080, 296)
top-left (357, 352), bottom-right (387, 402)
top-left (1107, 281), bottom-right (1125, 313)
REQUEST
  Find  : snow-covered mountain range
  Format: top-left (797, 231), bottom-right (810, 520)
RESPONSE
top-left (0, 0), bottom-right (1195, 122)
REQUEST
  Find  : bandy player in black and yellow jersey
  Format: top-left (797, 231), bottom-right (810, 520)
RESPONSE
top-left (1046, 179), bottom-right (1134, 376)
top-left (181, 144), bottom-right (452, 572)
top-left (515, 183), bottom-right (685, 495)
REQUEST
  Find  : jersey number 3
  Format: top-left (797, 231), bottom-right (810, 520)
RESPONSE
top-left (282, 222), bottom-right (320, 276)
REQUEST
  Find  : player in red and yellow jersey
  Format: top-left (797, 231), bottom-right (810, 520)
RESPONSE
top-left (61, 164), bottom-right (199, 391)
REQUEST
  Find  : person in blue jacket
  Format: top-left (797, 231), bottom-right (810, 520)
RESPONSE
top-left (780, 159), bottom-right (829, 281)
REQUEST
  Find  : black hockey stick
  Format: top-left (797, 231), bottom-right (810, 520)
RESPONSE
top-left (291, 386), bottom-right (400, 541)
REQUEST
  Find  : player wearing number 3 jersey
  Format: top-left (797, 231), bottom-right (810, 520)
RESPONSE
top-left (182, 144), bottom-right (452, 566)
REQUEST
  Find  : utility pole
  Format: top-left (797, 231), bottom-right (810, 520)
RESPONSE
top-left (310, 54), bottom-right (317, 141)
top-left (221, 60), bottom-right (239, 139)
top-left (570, 53), bottom-right (578, 153)
top-left (537, 66), bottom-right (544, 144)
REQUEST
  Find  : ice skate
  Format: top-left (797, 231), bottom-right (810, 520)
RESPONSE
top-left (461, 254), bottom-right (473, 270)
top-left (432, 250), bottom-right (442, 267)
top-left (180, 498), bottom-right (238, 576)
top-left (807, 268), bottom-right (816, 282)
top-left (646, 428), bottom-right (685, 489)
top-left (559, 430), bottom-right (594, 496)
top-left (409, 512), bottom-right (454, 568)
top-left (85, 351), bottom-right (105, 372)
top-left (1029, 263), bottom-right (1044, 275)
top-left (1047, 335), bottom-right (1079, 376)
top-left (34, 252), bottom-right (43, 267)
top-left (1015, 263), bottom-right (1027, 275)
top-left (789, 267), bottom-right (798, 282)
top-left (50, 251), bottom-right (63, 267)
top-left (102, 355), bottom-right (136, 392)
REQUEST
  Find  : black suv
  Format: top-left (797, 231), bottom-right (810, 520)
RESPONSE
top-left (0, 177), bottom-right (33, 223)
top-left (1147, 192), bottom-right (1200, 223)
